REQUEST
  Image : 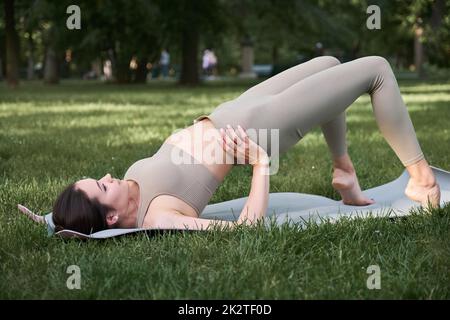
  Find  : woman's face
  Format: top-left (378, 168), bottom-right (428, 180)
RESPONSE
top-left (75, 173), bottom-right (130, 224)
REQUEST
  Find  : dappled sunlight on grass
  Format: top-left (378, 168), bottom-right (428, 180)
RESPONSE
top-left (403, 93), bottom-right (450, 104)
top-left (0, 79), bottom-right (449, 299)
top-left (399, 82), bottom-right (450, 93)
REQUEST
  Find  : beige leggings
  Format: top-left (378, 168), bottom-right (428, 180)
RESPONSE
top-left (207, 56), bottom-right (424, 167)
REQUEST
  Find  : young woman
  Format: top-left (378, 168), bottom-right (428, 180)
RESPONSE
top-left (52, 56), bottom-right (441, 234)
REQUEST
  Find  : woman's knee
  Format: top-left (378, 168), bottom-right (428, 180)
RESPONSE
top-left (366, 56), bottom-right (392, 72)
top-left (365, 56), bottom-right (397, 92)
top-left (315, 55), bottom-right (341, 67)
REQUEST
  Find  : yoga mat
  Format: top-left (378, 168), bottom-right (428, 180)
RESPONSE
top-left (200, 165), bottom-right (450, 225)
top-left (33, 165), bottom-right (450, 239)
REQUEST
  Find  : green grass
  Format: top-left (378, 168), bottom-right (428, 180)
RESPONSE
top-left (0, 79), bottom-right (449, 299)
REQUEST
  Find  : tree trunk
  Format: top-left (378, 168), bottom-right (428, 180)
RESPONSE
top-left (4, 0), bottom-right (20, 88)
top-left (110, 43), bottom-right (131, 83)
top-left (27, 55), bottom-right (34, 80)
top-left (0, 56), bottom-right (3, 80)
top-left (134, 56), bottom-right (148, 83)
top-left (239, 35), bottom-right (256, 78)
top-left (44, 46), bottom-right (59, 84)
top-left (27, 34), bottom-right (34, 80)
top-left (271, 45), bottom-right (279, 66)
top-left (349, 40), bottom-right (360, 60)
top-left (431, 0), bottom-right (444, 29)
top-left (179, 26), bottom-right (199, 85)
top-left (114, 62), bottom-right (131, 83)
top-left (428, 0), bottom-right (446, 67)
top-left (414, 22), bottom-right (426, 79)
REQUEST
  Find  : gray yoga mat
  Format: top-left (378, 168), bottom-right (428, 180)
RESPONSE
top-left (48, 165), bottom-right (450, 239)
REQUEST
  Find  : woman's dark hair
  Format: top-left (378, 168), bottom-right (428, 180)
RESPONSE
top-left (53, 183), bottom-right (114, 234)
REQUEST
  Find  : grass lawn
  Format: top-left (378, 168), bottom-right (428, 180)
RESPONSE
top-left (0, 78), bottom-right (449, 299)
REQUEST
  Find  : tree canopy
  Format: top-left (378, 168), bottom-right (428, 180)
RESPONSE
top-left (1, 0), bottom-right (448, 87)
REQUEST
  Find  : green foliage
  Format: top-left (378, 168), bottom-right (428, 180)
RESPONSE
top-left (1, 0), bottom-right (449, 83)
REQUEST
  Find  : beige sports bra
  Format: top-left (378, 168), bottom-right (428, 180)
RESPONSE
top-left (123, 142), bottom-right (221, 228)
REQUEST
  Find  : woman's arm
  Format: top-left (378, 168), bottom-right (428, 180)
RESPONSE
top-left (237, 162), bottom-right (270, 225)
top-left (220, 124), bottom-right (270, 225)
top-left (144, 163), bottom-right (269, 230)
top-left (144, 125), bottom-right (271, 231)
top-left (146, 210), bottom-right (236, 230)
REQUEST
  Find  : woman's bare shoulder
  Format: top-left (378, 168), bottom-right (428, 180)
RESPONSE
top-left (142, 204), bottom-right (233, 230)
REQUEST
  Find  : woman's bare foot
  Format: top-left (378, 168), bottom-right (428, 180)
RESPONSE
top-left (404, 159), bottom-right (441, 209)
top-left (332, 167), bottom-right (376, 206)
top-left (405, 179), bottom-right (441, 209)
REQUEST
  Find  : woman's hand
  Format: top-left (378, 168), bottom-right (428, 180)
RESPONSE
top-left (218, 124), bottom-right (269, 167)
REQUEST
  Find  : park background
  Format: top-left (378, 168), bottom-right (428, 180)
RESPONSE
top-left (2, 0), bottom-right (449, 85)
top-left (0, 0), bottom-right (449, 299)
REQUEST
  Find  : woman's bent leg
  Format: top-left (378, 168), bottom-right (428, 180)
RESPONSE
top-left (238, 56), bottom-right (342, 98)
top-left (238, 55), bottom-right (350, 159)
top-left (267, 56), bottom-right (424, 167)
top-left (320, 112), bottom-right (376, 205)
top-left (262, 55), bottom-right (439, 207)
top-left (321, 113), bottom-right (348, 158)
top-left (238, 56), bottom-right (350, 159)
top-left (239, 56), bottom-right (375, 205)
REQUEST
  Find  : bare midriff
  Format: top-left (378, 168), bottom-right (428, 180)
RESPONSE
top-left (164, 117), bottom-right (234, 181)
top-left (144, 118), bottom-right (234, 220)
